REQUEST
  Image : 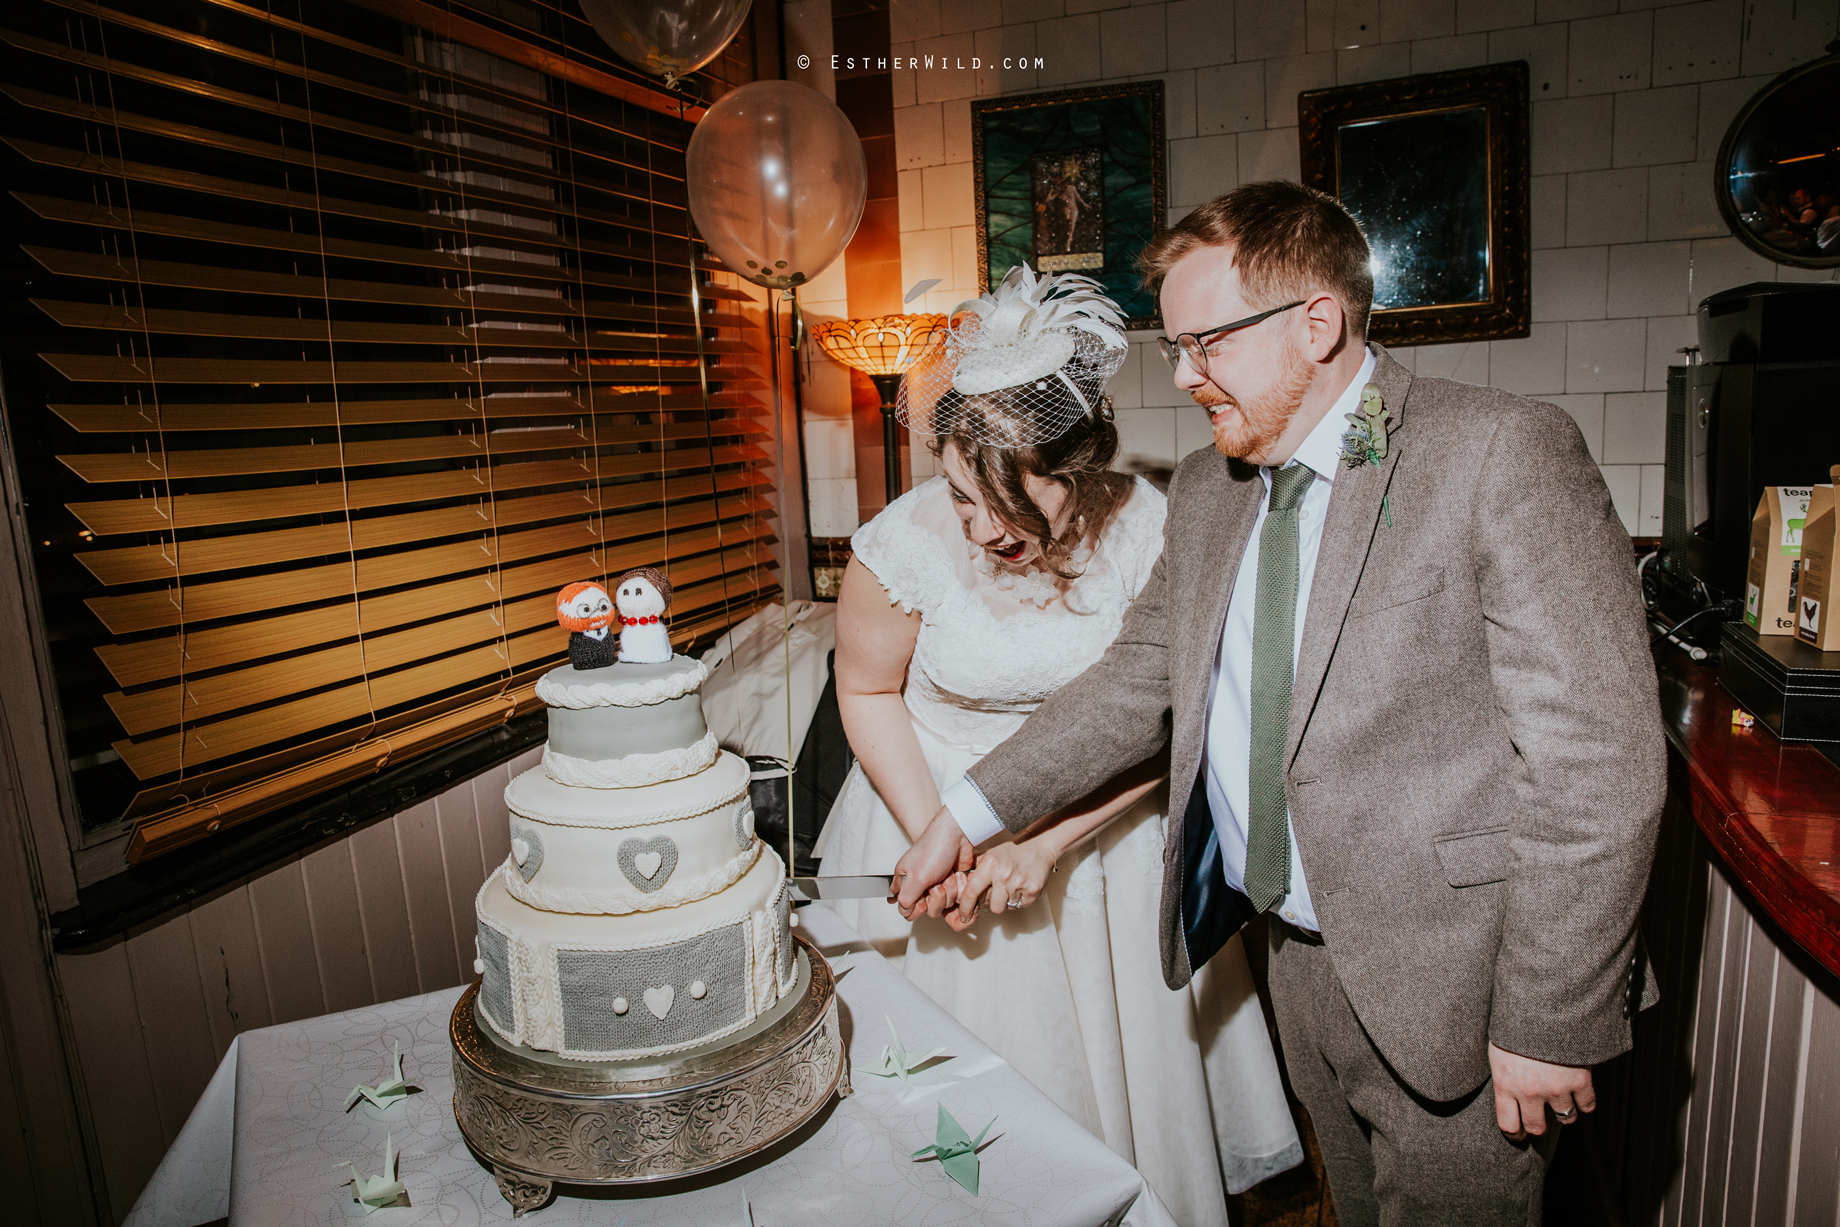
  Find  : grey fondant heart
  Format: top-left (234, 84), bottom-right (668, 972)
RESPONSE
top-left (732, 797), bottom-right (755, 849)
top-left (618, 836), bottom-right (677, 893)
top-left (509, 822), bottom-right (544, 883)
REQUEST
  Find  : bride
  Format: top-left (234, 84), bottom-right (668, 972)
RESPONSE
top-left (814, 268), bottom-right (1302, 1224)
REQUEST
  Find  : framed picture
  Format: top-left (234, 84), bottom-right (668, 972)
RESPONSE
top-left (972, 82), bottom-right (1166, 330)
top-left (1298, 63), bottom-right (1530, 346)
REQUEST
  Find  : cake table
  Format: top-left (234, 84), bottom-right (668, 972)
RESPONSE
top-left (123, 903), bottom-right (1176, 1227)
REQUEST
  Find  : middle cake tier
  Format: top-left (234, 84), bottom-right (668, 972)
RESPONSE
top-left (503, 749), bottom-right (755, 915)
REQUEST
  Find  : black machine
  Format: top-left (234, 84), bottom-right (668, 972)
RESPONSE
top-left (1655, 282), bottom-right (1840, 648)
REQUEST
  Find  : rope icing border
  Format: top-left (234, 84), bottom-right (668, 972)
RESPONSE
top-left (536, 657), bottom-right (711, 709)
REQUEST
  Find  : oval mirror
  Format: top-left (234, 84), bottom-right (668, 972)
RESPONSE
top-left (1716, 52), bottom-right (1840, 269)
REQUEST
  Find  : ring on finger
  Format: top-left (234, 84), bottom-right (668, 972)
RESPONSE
top-left (1553, 1104), bottom-right (1577, 1121)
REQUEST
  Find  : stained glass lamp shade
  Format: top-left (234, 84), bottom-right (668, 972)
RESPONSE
top-left (811, 313), bottom-right (947, 503)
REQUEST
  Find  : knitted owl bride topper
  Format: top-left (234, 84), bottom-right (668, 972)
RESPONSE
top-left (614, 567), bottom-right (673, 664)
top-left (896, 265), bottom-right (1129, 447)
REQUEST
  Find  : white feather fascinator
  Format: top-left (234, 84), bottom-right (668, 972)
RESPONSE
top-left (897, 265), bottom-right (1129, 447)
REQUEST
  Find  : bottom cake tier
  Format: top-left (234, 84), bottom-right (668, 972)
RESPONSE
top-left (474, 848), bottom-right (797, 1062)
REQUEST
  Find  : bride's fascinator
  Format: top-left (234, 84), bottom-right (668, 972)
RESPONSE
top-left (897, 265), bottom-right (1129, 448)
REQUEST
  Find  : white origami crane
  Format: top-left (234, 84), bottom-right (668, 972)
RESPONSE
top-left (344, 1042), bottom-right (412, 1112)
top-left (949, 265), bottom-right (1127, 396)
top-left (856, 1015), bottom-right (950, 1086)
top-left (339, 1132), bottom-right (407, 1213)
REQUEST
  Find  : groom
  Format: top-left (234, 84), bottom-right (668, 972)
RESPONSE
top-left (894, 181), bottom-right (1664, 1224)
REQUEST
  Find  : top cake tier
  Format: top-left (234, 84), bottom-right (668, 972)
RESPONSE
top-left (535, 654), bottom-right (716, 788)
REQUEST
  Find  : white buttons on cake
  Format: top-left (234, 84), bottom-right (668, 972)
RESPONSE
top-left (689, 981), bottom-right (706, 999)
top-left (473, 958), bottom-right (486, 975)
top-left (788, 912), bottom-right (799, 928)
top-left (612, 997), bottom-right (629, 1015)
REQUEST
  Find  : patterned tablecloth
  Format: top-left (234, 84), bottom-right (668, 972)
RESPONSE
top-left (125, 902), bottom-right (1173, 1227)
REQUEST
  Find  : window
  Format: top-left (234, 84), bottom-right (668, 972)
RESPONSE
top-left (0, 0), bottom-right (779, 868)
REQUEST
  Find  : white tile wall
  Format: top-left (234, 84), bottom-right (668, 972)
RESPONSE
top-left (860, 0), bottom-right (1840, 540)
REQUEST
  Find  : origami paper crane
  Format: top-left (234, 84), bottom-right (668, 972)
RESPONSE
top-left (344, 1042), bottom-right (413, 1112)
top-left (857, 1015), bottom-right (949, 1086)
top-left (338, 1132), bottom-right (408, 1213)
top-left (911, 1103), bottom-right (994, 1195)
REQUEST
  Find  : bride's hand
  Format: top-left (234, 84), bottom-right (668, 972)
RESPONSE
top-left (953, 839), bottom-right (1059, 926)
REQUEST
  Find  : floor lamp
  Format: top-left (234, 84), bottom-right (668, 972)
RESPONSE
top-left (810, 313), bottom-right (947, 506)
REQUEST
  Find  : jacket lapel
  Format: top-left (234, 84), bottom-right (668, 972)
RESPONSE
top-left (1287, 348), bottom-right (1412, 763)
top-left (1168, 450), bottom-right (1262, 810)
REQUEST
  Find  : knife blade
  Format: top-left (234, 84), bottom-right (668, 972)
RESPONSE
top-left (788, 875), bottom-right (895, 901)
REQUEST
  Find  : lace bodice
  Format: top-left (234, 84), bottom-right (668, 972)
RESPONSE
top-left (851, 475), bottom-right (1166, 753)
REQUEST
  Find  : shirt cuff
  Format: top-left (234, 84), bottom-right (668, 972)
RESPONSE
top-left (940, 776), bottom-right (1006, 845)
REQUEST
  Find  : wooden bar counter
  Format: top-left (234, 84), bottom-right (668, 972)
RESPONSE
top-left (1575, 648), bottom-right (1840, 1226)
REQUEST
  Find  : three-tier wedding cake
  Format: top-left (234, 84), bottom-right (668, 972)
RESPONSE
top-left (471, 575), bottom-right (798, 1062)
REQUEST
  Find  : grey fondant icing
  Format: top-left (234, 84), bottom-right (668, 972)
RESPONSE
top-left (477, 922), bottom-right (513, 1033)
top-left (543, 656), bottom-right (711, 764)
top-left (732, 796), bottom-right (755, 850)
top-left (617, 836), bottom-right (678, 892)
top-left (556, 923), bottom-right (749, 1053)
top-left (773, 891), bottom-right (794, 986)
top-left (509, 822), bottom-right (545, 883)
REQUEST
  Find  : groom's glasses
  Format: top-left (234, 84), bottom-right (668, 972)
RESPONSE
top-left (1155, 301), bottom-right (1304, 380)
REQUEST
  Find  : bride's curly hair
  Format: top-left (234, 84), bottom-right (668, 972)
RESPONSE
top-left (928, 381), bottom-right (1134, 581)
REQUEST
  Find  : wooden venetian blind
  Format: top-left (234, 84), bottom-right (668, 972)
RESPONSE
top-left (0, 0), bottom-right (779, 861)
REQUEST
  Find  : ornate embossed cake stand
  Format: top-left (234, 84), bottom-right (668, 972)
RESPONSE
top-left (451, 934), bottom-right (849, 1216)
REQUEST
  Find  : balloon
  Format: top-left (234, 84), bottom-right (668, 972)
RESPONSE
top-left (686, 80), bottom-right (867, 291)
top-left (581, 0), bottom-right (753, 88)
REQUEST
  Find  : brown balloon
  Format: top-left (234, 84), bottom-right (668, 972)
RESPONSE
top-left (686, 81), bottom-right (867, 291)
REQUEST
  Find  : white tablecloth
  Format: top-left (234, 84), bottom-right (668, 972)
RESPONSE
top-left (125, 903), bottom-right (1174, 1227)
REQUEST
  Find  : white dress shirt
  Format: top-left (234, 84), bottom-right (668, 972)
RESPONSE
top-left (942, 347), bottom-right (1378, 910)
top-left (1204, 347), bottom-right (1375, 933)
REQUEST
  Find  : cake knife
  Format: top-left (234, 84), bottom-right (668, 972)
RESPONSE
top-left (787, 875), bottom-right (895, 901)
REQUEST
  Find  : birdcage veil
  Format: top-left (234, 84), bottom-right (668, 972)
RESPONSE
top-left (896, 266), bottom-right (1128, 448)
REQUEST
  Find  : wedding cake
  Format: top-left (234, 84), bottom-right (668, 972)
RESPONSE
top-left (471, 574), bottom-right (798, 1062)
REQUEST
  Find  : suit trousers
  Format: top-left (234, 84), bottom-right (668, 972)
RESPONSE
top-left (1267, 921), bottom-right (1554, 1227)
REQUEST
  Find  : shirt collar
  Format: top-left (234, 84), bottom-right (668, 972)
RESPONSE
top-left (1266, 345), bottom-right (1377, 485)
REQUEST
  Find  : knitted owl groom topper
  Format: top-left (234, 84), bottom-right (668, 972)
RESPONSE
top-left (556, 580), bottom-right (615, 671)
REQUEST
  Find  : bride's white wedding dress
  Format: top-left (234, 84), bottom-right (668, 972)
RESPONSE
top-left (816, 475), bottom-right (1302, 1225)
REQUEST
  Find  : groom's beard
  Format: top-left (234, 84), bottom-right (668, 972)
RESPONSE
top-left (1194, 334), bottom-right (1313, 460)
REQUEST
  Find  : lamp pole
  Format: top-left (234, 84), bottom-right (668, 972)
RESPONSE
top-left (869, 373), bottom-right (904, 506)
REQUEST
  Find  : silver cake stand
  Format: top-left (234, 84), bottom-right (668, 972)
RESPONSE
top-left (451, 935), bottom-right (850, 1216)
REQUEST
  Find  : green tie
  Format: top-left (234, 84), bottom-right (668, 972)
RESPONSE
top-left (1244, 462), bottom-right (1315, 914)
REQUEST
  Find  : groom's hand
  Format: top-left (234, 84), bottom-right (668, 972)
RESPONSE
top-left (1488, 1041), bottom-right (1595, 1139)
top-left (893, 807), bottom-right (974, 919)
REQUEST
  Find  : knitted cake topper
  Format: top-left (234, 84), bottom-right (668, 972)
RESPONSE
top-left (556, 580), bottom-right (616, 671)
top-left (615, 567), bottom-right (674, 664)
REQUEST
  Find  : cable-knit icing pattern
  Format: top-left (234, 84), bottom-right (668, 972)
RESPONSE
top-left (501, 842), bottom-right (762, 914)
top-left (541, 730), bottom-right (720, 788)
top-left (851, 476), bottom-right (1167, 754)
top-left (536, 657), bottom-right (711, 709)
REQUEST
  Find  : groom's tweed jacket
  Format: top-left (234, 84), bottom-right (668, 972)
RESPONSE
top-left (967, 346), bottom-right (1665, 1102)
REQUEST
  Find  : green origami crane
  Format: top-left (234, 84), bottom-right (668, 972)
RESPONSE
top-left (857, 1015), bottom-right (949, 1086)
top-left (339, 1132), bottom-right (407, 1213)
top-left (344, 1041), bottom-right (413, 1112)
top-left (911, 1103), bottom-right (995, 1195)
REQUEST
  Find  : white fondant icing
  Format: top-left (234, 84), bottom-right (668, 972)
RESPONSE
top-left (475, 850), bottom-right (792, 1061)
top-left (635, 852), bottom-right (663, 880)
top-left (541, 730), bottom-right (719, 788)
top-left (612, 997), bottom-right (629, 1015)
top-left (643, 984), bottom-right (675, 1019)
top-left (536, 656), bottom-right (711, 709)
top-left (502, 842), bottom-right (761, 916)
top-left (506, 751), bottom-right (749, 830)
top-left (511, 837), bottom-right (531, 865)
top-left (473, 958), bottom-right (486, 975)
top-left (690, 981), bottom-right (706, 999)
